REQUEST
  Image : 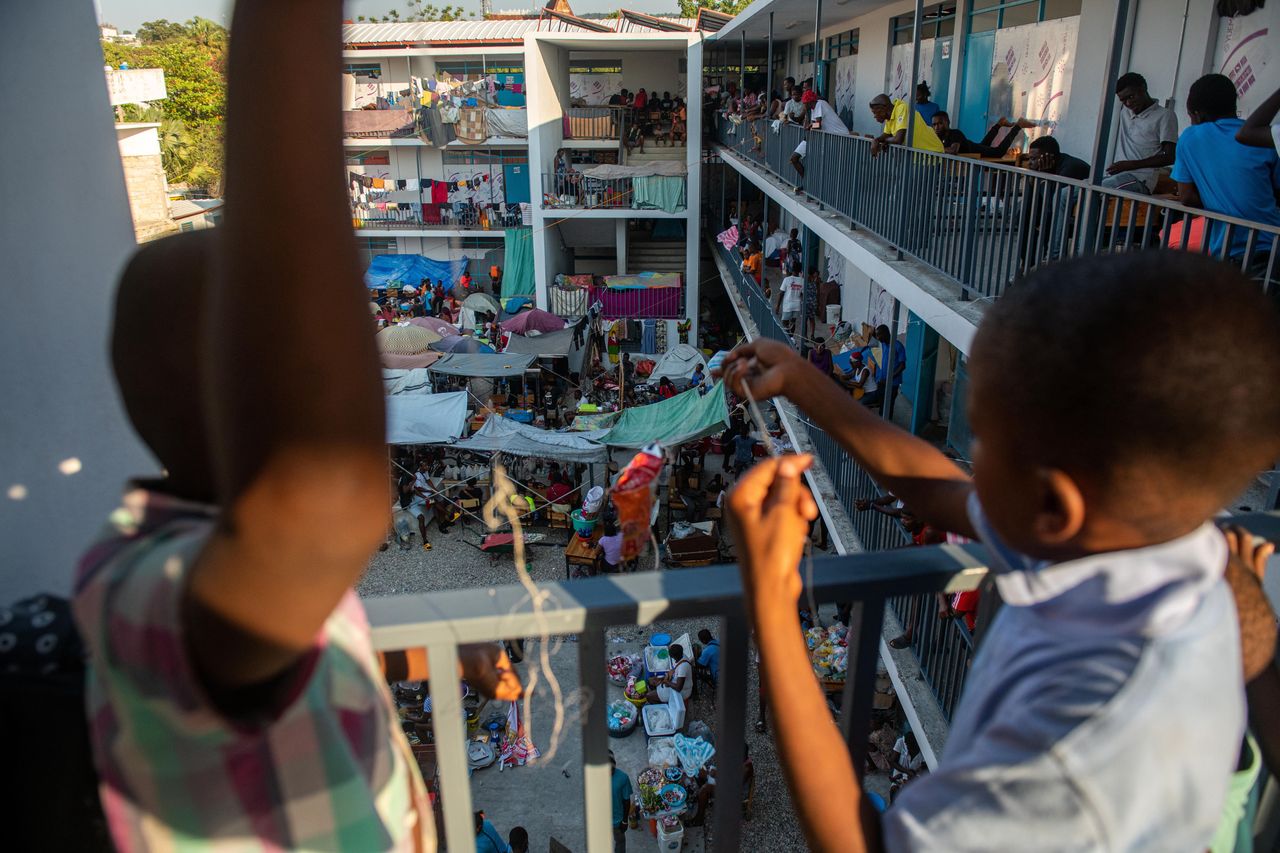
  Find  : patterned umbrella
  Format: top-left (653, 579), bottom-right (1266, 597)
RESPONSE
top-left (376, 324), bottom-right (440, 355)
top-left (408, 316), bottom-right (460, 337)
top-left (502, 308), bottom-right (567, 335)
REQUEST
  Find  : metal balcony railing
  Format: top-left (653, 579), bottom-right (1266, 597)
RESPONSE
top-left (565, 106), bottom-right (622, 140)
top-left (714, 115), bottom-right (1280, 302)
top-left (364, 546), bottom-right (991, 852)
top-left (542, 173), bottom-right (688, 213)
top-left (352, 202), bottom-right (528, 231)
top-left (712, 235), bottom-right (978, 720)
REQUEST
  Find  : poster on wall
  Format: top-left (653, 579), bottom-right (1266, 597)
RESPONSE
top-left (832, 54), bottom-right (858, 130)
top-left (570, 74), bottom-right (623, 105)
top-left (989, 17), bottom-right (1079, 141)
top-left (446, 165), bottom-right (506, 205)
top-left (887, 38), bottom-right (938, 103)
top-left (1215, 4), bottom-right (1277, 117)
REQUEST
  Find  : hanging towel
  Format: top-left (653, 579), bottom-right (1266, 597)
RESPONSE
top-left (431, 180), bottom-right (449, 205)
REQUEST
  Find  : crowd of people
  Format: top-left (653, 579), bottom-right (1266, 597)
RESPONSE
top-left (606, 87), bottom-right (689, 151)
top-left (372, 265), bottom-right (501, 329)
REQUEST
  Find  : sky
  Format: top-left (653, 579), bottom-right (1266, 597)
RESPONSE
top-left (97, 0), bottom-right (680, 31)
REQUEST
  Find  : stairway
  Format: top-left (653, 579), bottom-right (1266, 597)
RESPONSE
top-left (625, 140), bottom-right (688, 166)
top-left (627, 229), bottom-right (686, 274)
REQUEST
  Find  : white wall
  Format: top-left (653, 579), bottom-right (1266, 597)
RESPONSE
top-left (2, 2), bottom-right (154, 600)
top-left (116, 124), bottom-right (162, 157)
top-left (571, 50), bottom-right (686, 102)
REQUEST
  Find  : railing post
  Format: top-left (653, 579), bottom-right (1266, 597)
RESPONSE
top-left (578, 626), bottom-right (612, 853)
top-left (957, 162), bottom-right (980, 300)
top-left (840, 596), bottom-right (886, 780)
top-left (427, 642), bottom-right (474, 852)
top-left (712, 608), bottom-right (750, 852)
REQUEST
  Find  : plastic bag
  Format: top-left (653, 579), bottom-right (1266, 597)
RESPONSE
top-left (685, 720), bottom-right (714, 745)
top-left (612, 444), bottom-right (663, 560)
top-left (673, 733), bottom-right (715, 776)
top-left (647, 736), bottom-right (678, 768)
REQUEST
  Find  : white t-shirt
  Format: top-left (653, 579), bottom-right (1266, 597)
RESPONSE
top-left (810, 99), bottom-right (851, 136)
top-left (784, 97), bottom-right (806, 121)
top-left (780, 275), bottom-right (805, 313)
top-left (669, 658), bottom-right (694, 700)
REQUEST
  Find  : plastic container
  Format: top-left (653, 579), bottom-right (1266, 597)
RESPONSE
top-left (644, 645), bottom-right (672, 680)
top-left (650, 633), bottom-right (671, 648)
top-left (657, 817), bottom-right (684, 850)
top-left (570, 509), bottom-right (598, 539)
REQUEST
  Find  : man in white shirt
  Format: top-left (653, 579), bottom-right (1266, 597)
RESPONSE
top-left (791, 92), bottom-right (851, 192)
top-left (653, 643), bottom-right (694, 702)
top-left (1104, 72), bottom-right (1178, 194)
top-left (778, 272), bottom-right (805, 330)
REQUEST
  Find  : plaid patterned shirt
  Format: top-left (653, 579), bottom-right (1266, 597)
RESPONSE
top-left (73, 487), bottom-right (434, 852)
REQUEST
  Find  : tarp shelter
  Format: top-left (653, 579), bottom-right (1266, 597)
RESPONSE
top-left (431, 334), bottom-right (495, 354)
top-left (502, 228), bottom-right (535, 299)
top-left (502, 309), bottom-right (566, 335)
top-left (383, 368), bottom-right (433, 395)
top-left (600, 382), bottom-right (730, 448)
top-left (429, 352), bottom-right (536, 378)
top-left (385, 392), bottom-right (468, 444)
top-left (464, 292), bottom-right (501, 315)
top-left (365, 254), bottom-right (470, 290)
top-left (454, 416), bottom-right (609, 463)
top-left (503, 327), bottom-right (587, 375)
top-left (647, 343), bottom-right (704, 386)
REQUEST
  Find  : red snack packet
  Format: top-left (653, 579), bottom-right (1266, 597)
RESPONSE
top-left (612, 444), bottom-right (664, 561)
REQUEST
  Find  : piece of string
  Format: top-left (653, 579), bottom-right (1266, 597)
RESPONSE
top-left (483, 462), bottom-right (570, 765)
top-left (739, 377), bottom-right (821, 630)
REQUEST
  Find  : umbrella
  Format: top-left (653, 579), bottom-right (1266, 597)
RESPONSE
top-left (502, 308), bottom-right (567, 336)
top-left (368, 301), bottom-right (382, 315)
top-left (381, 351), bottom-right (443, 370)
top-left (431, 334), bottom-right (496, 354)
top-left (377, 324), bottom-right (440, 355)
top-left (408, 316), bottom-right (459, 336)
top-left (463, 292), bottom-right (501, 316)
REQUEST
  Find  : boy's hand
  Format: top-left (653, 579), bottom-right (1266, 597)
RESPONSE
top-left (1223, 526), bottom-right (1277, 682)
top-left (716, 339), bottom-right (806, 401)
top-left (727, 455), bottom-right (818, 614)
top-left (458, 643), bottom-right (523, 702)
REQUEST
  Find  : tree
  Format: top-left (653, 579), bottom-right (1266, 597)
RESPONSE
top-left (136, 19), bottom-right (187, 43)
top-left (184, 17), bottom-right (228, 50)
top-left (676, 0), bottom-right (750, 17)
top-left (397, 1), bottom-right (469, 21)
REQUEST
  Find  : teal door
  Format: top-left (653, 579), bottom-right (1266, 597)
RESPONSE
top-left (902, 311), bottom-right (939, 436)
top-left (932, 38), bottom-right (953, 111)
top-left (957, 30), bottom-right (995, 141)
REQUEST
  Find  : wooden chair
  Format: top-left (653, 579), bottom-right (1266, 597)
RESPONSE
top-left (459, 498), bottom-right (481, 526)
top-left (548, 503), bottom-right (572, 530)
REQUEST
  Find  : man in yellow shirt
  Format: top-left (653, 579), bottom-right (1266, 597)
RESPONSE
top-left (869, 93), bottom-right (944, 156)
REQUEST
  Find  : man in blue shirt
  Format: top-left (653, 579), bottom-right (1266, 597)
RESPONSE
top-left (1171, 73), bottom-right (1280, 260)
top-left (610, 752), bottom-right (633, 852)
top-left (696, 628), bottom-right (720, 683)
top-left (868, 324), bottom-right (907, 417)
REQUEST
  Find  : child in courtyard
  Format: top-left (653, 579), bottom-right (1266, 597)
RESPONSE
top-left (720, 251), bottom-right (1280, 851)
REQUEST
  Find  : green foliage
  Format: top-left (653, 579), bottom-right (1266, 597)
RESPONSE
top-left (378, 1), bottom-right (470, 21)
top-left (104, 21), bottom-right (228, 194)
top-left (676, 0), bottom-right (751, 18)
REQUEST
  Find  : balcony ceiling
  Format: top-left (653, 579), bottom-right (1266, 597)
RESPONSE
top-left (713, 0), bottom-right (895, 42)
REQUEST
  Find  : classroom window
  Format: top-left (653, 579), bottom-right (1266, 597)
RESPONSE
top-left (344, 62), bottom-right (382, 78)
top-left (826, 29), bottom-right (859, 59)
top-left (893, 4), bottom-right (956, 44)
top-left (967, 0), bottom-right (1081, 31)
top-left (345, 148), bottom-right (391, 166)
top-left (799, 42), bottom-right (814, 64)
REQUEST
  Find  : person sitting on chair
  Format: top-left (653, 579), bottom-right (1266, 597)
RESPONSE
top-left (599, 518), bottom-right (624, 574)
top-left (646, 644), bottom-right (693, 704)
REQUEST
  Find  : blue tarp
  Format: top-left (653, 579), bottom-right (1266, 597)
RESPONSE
top-left (365, 254), bottom-right (471, 290)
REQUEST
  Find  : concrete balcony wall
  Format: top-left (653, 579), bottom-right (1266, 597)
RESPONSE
top-left (105, 67), bottom-right (166, 106)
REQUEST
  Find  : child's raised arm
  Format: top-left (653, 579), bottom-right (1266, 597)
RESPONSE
top-left (188, 0), bottom-right (389, 692)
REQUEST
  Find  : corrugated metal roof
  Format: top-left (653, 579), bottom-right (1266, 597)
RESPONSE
top-left (342, 15), bottom-right (699, 44)
top-left (343, 19), bottom-right (564, 45)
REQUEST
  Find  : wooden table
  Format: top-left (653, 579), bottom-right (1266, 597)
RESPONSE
top-left (564, 528), bottom-right (602, 579)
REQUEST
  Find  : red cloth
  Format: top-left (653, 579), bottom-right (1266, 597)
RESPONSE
top-left (546, 482), bottom-right (572, 504)
top-left (634, 90), bottom-right (648, 109)
top-left (430, 180), bottom-right (448, 204)
top-left (657, 384), bottom-right (675, 399)
top-left (952, 591), bottom-right (980, 631)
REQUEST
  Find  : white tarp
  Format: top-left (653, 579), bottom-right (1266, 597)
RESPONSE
top-left (383, 368), bottom-right (434, 395)
top-left (580, 162), bottom-right (688, 179)
top-left (454, 416), bottom-right (609, 462)
top-left (503, 327), bottom-right (587, 375)
top-left (486, 108), bottom-right (528, 138)
top-left (647, 343), bottom-right (705, 386)
top-left (385, 392), bottom-right (468, 444)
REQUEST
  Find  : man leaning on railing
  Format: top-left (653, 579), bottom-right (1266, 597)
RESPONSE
top-left (717, 250), bottom-right (1280, 851)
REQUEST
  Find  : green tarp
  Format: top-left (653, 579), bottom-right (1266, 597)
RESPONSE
top-left (502, 227), bottom-right (535, 298)
top-left (600, 381), bottom-right (729, 448)
top-left (632, 176), bottom-right (687, 214)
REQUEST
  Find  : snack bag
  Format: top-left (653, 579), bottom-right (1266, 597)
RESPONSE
top-left (612, 443), bottom-right (663, 560)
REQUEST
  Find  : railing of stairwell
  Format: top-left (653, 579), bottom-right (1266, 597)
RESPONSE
top-left (716, 242), bottom-right (792, 345)
top-left (714, 115), bottom-right (1280, 302)
top-left (363, 546), bottom-right (992, 853)
top-left (566, 106), bottom-right (621, 141)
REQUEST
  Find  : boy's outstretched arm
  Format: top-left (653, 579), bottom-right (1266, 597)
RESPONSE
top-left (189, 0), bottom-right (390, 691)
top-left (728, 456), bottom-right (881, 853)
top-left (1236, 86), bottom-right (1280, 149)
top-left (719, 340), bottom-right (975, 538)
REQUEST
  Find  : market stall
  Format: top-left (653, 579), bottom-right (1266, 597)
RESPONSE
top-left (385, 392), bottom-right (469, 445)
top-left (600, 382), bottom-right (729, 448)
top-left (453, 416), bottom-right (608, 464)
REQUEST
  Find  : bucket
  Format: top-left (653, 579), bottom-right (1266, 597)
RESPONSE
top-left (650, 633), bottom-right (671, 648)
top-left (571, 509), bottom-right (598, 539)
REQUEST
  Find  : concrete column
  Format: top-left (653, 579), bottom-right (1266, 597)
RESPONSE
top-left (2, 1), bottom-right (152, 599)
top-left (684, 37), bottom-right (704, 345)
top-left (616, 219), bottom-right (628, 274)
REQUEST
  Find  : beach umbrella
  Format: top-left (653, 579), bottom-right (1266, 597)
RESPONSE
top-left (502, 308), bottom-right (567, 335)
top-left (377, 324), bottom-right (440, 355)
top-left (408, 316), bottom-right (459, 336)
